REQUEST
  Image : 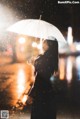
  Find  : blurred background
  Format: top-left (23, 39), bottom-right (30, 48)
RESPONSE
top-left (0, 0), bottom-right (80, 119)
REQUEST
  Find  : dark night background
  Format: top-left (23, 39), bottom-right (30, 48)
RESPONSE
top-left (0, 0), bottom-right (80, 41)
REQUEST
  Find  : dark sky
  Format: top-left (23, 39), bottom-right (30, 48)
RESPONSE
top-left (0, 0), bottom-right (80, 41)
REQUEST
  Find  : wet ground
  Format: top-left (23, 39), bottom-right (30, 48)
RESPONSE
top-left (0, 56), bottom-right (80, 119)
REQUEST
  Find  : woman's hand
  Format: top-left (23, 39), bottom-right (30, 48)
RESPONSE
top-left (54, 71), bottom-right (59, 77)
top-left (29, 57), bottom-right (36, 65)
top-left (27, 96), bottom-right (33, 105)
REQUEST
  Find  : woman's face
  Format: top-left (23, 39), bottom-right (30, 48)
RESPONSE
top-left (42, 41), bottom-right (49, 52)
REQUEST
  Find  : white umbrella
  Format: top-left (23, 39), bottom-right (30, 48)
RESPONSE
top-left (7, 19), bottom-right (68, 52)
top-left (7, 19), bottom-right (66, 42)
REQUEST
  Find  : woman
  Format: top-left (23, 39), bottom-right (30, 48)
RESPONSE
top-left (28, 37), bottom-right (59, 119)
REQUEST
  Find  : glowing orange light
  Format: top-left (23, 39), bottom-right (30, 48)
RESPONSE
top-left (59, 58), bottom-right (65, 80)
top-left (22, 95), bottom-right (28, 104)
top-left (17, 68), bottom-right (26, 98)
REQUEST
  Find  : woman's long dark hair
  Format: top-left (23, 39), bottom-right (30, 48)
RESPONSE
top-left (44, 39), bottom-right (59, 71)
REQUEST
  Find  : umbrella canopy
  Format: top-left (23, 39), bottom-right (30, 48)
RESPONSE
top-left (7, 19), bottom-right (66, 42)
top-left (7, 19), bottom-right (69, 53)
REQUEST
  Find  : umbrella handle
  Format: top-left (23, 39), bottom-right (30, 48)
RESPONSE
top-left (39, 15), bottom-right (42, 20)
top-left (39, 38), bottom-right (43, 54)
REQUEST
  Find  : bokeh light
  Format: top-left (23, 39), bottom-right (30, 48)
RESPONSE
top-left (18, 37), bottom-right (26, 44)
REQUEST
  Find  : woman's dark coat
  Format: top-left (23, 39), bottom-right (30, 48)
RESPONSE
top-left (29, 49), bottom-right (58, 119)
